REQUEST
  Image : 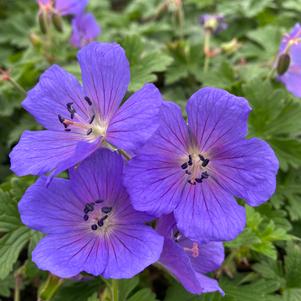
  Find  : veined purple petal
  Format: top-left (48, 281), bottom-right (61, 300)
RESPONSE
top-left (77, 42), bottom-right (130, 120)
top-left (174, 179), bottom-right (246, 242)
top-left (159, 239), bottom-right (223, 295)
top-left (103, 224), bottom-right (163, 278)
top-left (70, 13), bottom-right (101, 48)
top-left (186, 87), bottom-right (251, 152)
top-left (33, 233), bottom-right (108, 278)
top-left (22, 65), bottom-right (89, 131)
top-left (9, 130), bottom-right (99, 177)
top-left (210, 138), bottom-right (279, 206)
top-left (55, 0), bottom-right (88, 16)
top-left (106, 84), bottom-right (163, 154)
top-left (18, 177), bottom-right (83, 234)
top-left (124, 102), bottom-right (190, 216)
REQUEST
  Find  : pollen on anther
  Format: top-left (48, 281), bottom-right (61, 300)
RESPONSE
top-left (83, 214), bottom-right (89, 221)
top-left (97, 220), bottom-right (104, 227)
top-left (91, 224), bottom-right (97, 230)
top-left (58, 115), bottom-right (65, 123)
top-left (87, 128), bottom-right (93, 135)
top-left (65, 129), bottom-right (71, 132)
top-left (95, 199), bottom-right (104, 203)
top-left (84, 96), bottom-right (92, 106)
top-left (195, 178), bottom-right (203, 183)
top-left (101, 207), bottom-right (112, 214)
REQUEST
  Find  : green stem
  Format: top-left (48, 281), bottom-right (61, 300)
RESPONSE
top-left (203, 30), bottom-right (211, 73)
top-left (8, 78), bottom-right (26, 95)
top-left (14, 274), bottom-right (21, 301)
top-left (111, 279), bottom-right (119, 301)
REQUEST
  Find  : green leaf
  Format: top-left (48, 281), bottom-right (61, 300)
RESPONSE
top-left (128, 288), bottom-right (158, 301)
top-left (0, 274), bottom-right (14, 297)
top-left (121, 35), bottom-right (173, 91)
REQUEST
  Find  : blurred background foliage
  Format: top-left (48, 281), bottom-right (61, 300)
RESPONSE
top-left (1, 0), bottom-right (301, 300)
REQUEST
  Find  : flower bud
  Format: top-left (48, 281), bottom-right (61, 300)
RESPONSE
top-left (38, 12), bottom-right (48, 34)
top-left (29, 33), bottom-right (42, 47)
top-left (277, 53), bottom-right (291, 76)
top-left (52, 13), bottom-right (63, 33)
top-left (221, 39), bottom-right (241, 54)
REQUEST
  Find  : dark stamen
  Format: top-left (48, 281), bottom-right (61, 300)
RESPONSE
top-left (65, 129), bottom-right (71, 132)
top-left (91, 224), bottom-right (97, 230)
top-left (83, 214), bottom-right (89, 221)
top-left (188, 180), bottom-right (196, 185)
top-left (70, 112), bottom-right (75, 119)
top-left (199, 154), bottom-right (205, 161)
top-left (67, 102), bottom-right (76, 114)
top-left (188, 155), bottom-right (192, 166)
top-left (86, 203), bottom-right (94, 211)
top-left (195, 178), bottom-right (203, 183)
top-left (101, 207), bottom-right (112, 214)
top-left (89, 114), bottom-right (95, 124)
top-left (84, 207), bottom-right (89, 214)
top-left (97, 220), bottom-right (104, 227)
top-left (58, 114), bottom-right (65, 123)
top-left (95, 199), bottom-right (104, 203)
top-left (181, 162), bottom-right (188, 169)
top-left (84, 96), bottom-right (92, 106)
top-left (202, 159), bottom-right (209, 167)
top-left (185, 170), bottom-right (192, 175)
top-left (87, 128), bottom-right (93, 135)
top-left (201, 171), bottom-right (209, 179)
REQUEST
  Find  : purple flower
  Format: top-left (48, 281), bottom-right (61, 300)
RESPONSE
top-left (10, 42), bottom-right (162, 177)
top-left (124, 88), bottom-right (279, 242)
top-left (37, 0), bottom-right (88, 16)
top-left (18, 149), bottom-right (163, 278)
top-left (199, 14), bottom-right (227, 34)
top-left (157, 214), bottom-right (224, 295)
top-left (70, 13), bottom-right (101, 48)
top-left (278, 23), bottom-right (301, 98)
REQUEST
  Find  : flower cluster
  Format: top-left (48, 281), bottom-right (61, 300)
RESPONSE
top-left (11, 41), bottom-right (278, 295)
top-left (37, 0), bottom-right (100, 48)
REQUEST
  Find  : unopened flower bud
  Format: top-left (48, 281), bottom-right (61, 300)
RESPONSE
top-left (38, 12), bottom-right (48, 34)
top-left (221, 38), bottom-right (241, 54)
top-left (277, 53), bottom-right (291, 76)
top-left (52, 13), bottom-right (63, 33)
top-left (29, 33), bottom-right (42, 47)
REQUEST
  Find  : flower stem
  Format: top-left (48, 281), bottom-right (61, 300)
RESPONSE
top-left (14, 273), bottom-right (21, 301)
top-left (111, 279), bottom-right (119, 301)
top-left (203, 30), bottom-right (211, 73)
top-left (8, 78), bottom-right (26, 95)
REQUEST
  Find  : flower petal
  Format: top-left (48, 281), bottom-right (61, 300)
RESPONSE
top-left (22, 65), bottom-right (89, 131)
top-left (210, 138), bottom-right (279, 206)
top-left (106, 84), bottom-right (163, 154)
top-left (174, 180), bottom-right (246, 242)
top-left (32, 233), bottom-right (108, 278)
top-left (19, 177), bottom-right (84, 234)
top-left (124, 102), bottom-right (190, 216)
top-left (186, 87), bottom-right (251, 152)
top-left (77, 42), bottom-right (130, 119)
top-left (9, 130), bottom-right (99, 176)
top-left (102, 225), bottom-right (163, 278)
top-left (55, 0), bottom-right (88, 16)
top-left (159, 239), bottom-right (223, 295)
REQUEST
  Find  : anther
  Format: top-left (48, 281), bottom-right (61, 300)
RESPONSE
top-left (89, 114), bottom-right (95, 124)
top-left (202, 159), bottom-right (209, 167)
top-left (70, 112), bottom-right (75, 119)
top-left (87, 128), bottom-right (93, 135)
top-left (95, 199), bottom-right (104, 203)
top-left (199, 154), bottom-right (205, 161)
top-left (66, 102), bottom-right (76, 114)
top-left (83, 214), bottom-right (89, 221)
top-left (201, 171), bottom-right (209, 179)
top-left (58, 114), bottom-right (65, 123)
top-left (181, 162), bottom-right (188, 169)
top-left (91, 224), bottom-right (97, 231)
top-left (195, 178), bottom-right (203, 183)
top-left (97, 220), bottom-right (104, 227)
top-left (188, 180), bottom-right (196, 185)
top-left (65, 129), bottom-right (71, 132)
top-left (185, 170), bottom-right (192, 175)
top-left (84, 96), bottom-right (92, 106)
top-left (188, 155), bottom-right (192, 166)
top-left (86, 203), bottom-right (94, 211)
top-left (101, 207), bottom-right (112, 214)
